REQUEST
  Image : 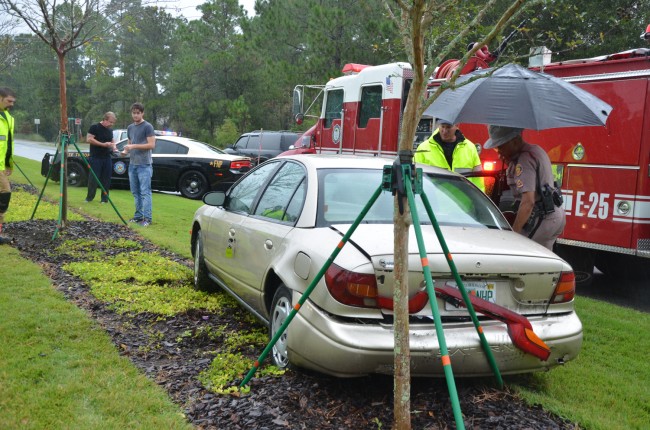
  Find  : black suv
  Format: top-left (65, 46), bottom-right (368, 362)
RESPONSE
top-left (225, 130), bottom-right (300, 164)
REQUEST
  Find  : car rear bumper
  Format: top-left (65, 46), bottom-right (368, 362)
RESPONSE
top-left (287, 297), bottom-right (583, 377)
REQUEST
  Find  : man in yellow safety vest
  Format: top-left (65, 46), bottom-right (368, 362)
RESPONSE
top-left (0, 87), bottom-right (16, 245)
top-left (414, 118), bottom-right (484, 192)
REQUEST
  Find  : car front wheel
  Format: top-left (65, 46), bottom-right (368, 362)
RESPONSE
top-left (179, 170), bottom-right (209, 199)
top-left (193, 231), bottom-right (216, 292)
top-left (270, 285), bottom-right (292, 369)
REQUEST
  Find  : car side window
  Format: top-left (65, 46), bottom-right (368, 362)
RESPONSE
top-left (358, 85), bottom-right (382, 128)
top-left (226, 162), bottom-right (279, 213)
top-left (324, 89), bottom-right (343, 128)
top-left (153, 139), bottom-right (185, 154)
top-left (246, 135), bottom-right (260, 150)
top-left (234, 136), bottom-right (249, 150)
top-left (260, 134), bottom-right (281, 151)
top-left (254, 162), bottom-right (306, 222)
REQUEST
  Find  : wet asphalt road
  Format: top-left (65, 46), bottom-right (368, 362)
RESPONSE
top-left (14, 139), bottom-right (58, 162)
top-left (581, 270), bottom-right (649, 312)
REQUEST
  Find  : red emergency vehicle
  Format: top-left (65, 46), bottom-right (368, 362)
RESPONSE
top-left (462, 48), bottom-right (650, 285)
top-left (290, 48), bottom-right (650, 285)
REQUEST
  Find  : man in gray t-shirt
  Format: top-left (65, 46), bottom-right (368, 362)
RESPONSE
top-left (123, 102), bottom-right (156, 226)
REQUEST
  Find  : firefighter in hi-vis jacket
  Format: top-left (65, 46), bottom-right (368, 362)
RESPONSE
top-left (414, 118), bottom-right (485, 192)
top-left (0, 87), bottom-right (16, 245)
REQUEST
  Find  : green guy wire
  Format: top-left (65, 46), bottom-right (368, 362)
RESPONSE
top-left (12, 160), bottom-right (34, 188)
top-left (68, 138), bottom-right (127, 225)
top-left (403, 164), bottom-right (465, 429)
top-left (419, 180), bottom-right (504, 388)
top-left (31, 144), bottom-right (60, 220)
top-left (239, 184), bottom-right (384, 388)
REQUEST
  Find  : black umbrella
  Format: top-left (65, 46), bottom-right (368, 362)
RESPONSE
top-left (424, 63), bottom-right (612, 130)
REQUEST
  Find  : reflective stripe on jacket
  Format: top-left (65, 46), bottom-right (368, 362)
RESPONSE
top-left (0, 109), bottom-right (14, 171)
top-left (414, 129), bottom-right (484, 192)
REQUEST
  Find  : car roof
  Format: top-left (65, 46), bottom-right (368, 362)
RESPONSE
top-left (242, 130), bottom-right (298, 135)
top-left (278, 154), bottom-right (459, 177)
top-left (116, 135), bottom-right (250, 160)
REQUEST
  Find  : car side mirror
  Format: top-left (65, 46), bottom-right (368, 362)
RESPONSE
top-left (203, 191), bottom-right (226, 206)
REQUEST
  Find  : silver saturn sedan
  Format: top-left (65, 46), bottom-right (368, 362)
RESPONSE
top-left (191, 154), bottom-right (582, 377)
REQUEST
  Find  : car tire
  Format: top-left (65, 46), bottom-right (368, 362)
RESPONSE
top-left (193, 231), bottom-right (217, 292)
top-left (555, 244), bottom-right (594, 287)
top-left (179, 170), bottom-right (209, 200)
top-left (67, 161), bottom-right (88, 187)
top-left (270, 285), bottom-right (292, 369)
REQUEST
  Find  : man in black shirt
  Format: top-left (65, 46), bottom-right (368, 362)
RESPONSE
top-left (85, 112), bottom-right (117, 203)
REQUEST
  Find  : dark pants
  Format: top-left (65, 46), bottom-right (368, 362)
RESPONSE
top-left (86, 157), bottom-right (113, 202)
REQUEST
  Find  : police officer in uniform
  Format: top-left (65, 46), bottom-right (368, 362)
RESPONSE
top-left (484, 125), bottom-right (565, 250)
top-left (415, 118), bottom-right (484, 191)
top-left (0, 87), bottom-right (16, 245)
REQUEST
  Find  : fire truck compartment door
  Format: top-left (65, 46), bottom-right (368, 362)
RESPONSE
top-left (562, 165), bottom-right (638, 249)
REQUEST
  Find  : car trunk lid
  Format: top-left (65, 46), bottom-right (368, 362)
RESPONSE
top-left (332, 224), bottom-right (564, 316)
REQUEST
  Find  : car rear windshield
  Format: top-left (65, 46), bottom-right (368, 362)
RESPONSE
top-left (317, 168), bottom-right (509, 229)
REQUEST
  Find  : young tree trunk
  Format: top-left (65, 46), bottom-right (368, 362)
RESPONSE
top-left (393, 2), bottom-right (429, 428)
top-left (57, 50), bottom-right (68, 225)
top-left (392, 200), bottom-right (411, 429)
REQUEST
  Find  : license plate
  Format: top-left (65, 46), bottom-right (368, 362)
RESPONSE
top-left (443, 280), bottom-right (496, 310)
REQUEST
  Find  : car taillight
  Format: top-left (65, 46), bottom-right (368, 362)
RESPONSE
top-left (325, 263), bottom-right (378, 308)
top-left (550, 271), bottom-right (575, 304)
top-left (231, 160), bottom-right (251, 169)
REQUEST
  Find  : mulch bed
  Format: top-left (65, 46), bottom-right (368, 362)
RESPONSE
top-left (5, 189), bottom-right (577, 429)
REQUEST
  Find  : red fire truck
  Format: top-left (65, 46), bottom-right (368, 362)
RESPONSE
top-left (289, 48), bottom-right (650, 285)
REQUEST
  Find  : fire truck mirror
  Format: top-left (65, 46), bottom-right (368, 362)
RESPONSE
top-left (295, 113), bottom-right (304, 125)
top-left (292, 88), bottom-right (303, 116)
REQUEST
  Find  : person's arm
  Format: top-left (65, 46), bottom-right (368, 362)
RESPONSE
top-left (87, 132), bottom-right (112, 149)
top-left (512, 190), bottom-right (535, 233)
top-left (142, 134), bottom-right (156, 150)
top-left (125, 135), bottom-right (155, 152)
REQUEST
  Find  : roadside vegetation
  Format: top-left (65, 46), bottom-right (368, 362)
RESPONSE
top-left (2, 156), bottom-right (649, 430)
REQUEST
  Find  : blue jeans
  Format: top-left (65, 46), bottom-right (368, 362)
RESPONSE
top-left (128, 164), bottom-right (153, 221)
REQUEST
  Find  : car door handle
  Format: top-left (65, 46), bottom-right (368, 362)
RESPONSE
top-left (264, 239), bottom-right (273, 250)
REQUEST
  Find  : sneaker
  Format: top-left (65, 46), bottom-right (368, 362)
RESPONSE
top-left (84, 199), bottom-right (92, 203)
top-left (100, 201), bottom-right (108, 204)
top-left (0, 236), bottom-right (13, 245)
top-left (139, 219), bottom-right (151, 227)
top-left (129, 218), bottom-right (143, 223)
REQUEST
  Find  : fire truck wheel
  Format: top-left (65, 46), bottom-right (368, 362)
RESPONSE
top-left (555, 244), bottom-right (594, 287)
top-left (67, 161), bottom-right (88, 187)
top-left (594, 251), bottom-right (650, 280)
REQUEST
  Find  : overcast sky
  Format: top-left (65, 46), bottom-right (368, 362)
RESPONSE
top-left (157, 0), bottom-right (257, 20)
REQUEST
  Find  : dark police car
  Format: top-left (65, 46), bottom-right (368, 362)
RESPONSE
top-left (41, 136), bottom-right (252, 200)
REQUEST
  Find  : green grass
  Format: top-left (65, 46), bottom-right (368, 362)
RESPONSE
top-left (13, 155), bottom-right (201, 257)
top-left (510, 297), bottom-right (650, 430)
top-left (0, 246), bottom-right (192, 430)
top-left (5, 156), bottom-right (650, 429)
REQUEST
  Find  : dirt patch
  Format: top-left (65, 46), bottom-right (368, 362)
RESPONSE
top-left (6, 214), bottom-right (576, 429)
